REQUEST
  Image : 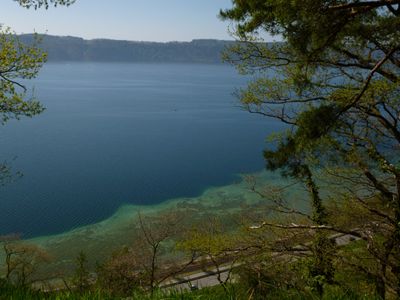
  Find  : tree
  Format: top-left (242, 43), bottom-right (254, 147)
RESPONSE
top-left (96, 246), bottom-right (145, 296)
top-left (15, 0), bottom-right (75, 9)
top-left (0, 27), bottom-right (46, 124)
top-left (178, 216), bottom-right (240, 293)
top-left (221, 1), bottom-right (400, 298)
top-left (0, 0), bottom-right (76, 122)
top-left (0, 26), bottom-right (47, 187)
top-left (1, 0), bottom-right (77, 123)
top-left (72, 251), bottom-right (90, 293)
top-left (135, 211), bottom-right (195, 296)
top-left (0, 235), bottom-right (51, 286)
top-left (0, 0), bottom-right (76, 186)
top-left (97, 211), bottom-right (195, 297)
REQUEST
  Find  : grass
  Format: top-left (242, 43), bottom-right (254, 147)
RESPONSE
top-left (0, 282), bottom-right (383, 300)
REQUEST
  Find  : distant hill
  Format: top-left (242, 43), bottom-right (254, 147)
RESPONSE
top-left (18, 34), bottom-right (236, 63)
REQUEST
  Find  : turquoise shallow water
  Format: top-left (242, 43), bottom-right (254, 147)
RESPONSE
top-left (27, 169), bottom-right (305, 275)
top-left (0, 63), bottom-right (286, 238)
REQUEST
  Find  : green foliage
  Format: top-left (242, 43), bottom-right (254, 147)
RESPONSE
top-left (96, 247), bottom-right (144, 296)
top-left (72, 252), bottom-right (90, 293)
top-left (0, 280), bottom-right (241, 300)
top-left (178, 219), bottom-right (236, 256)
top-left (222, 0), bottom-right (400, 298)
top-left (1, 0), bottom-right (399, 298)
top-left (307, 235), bottom-right (336, 295)
top-left (0, 279), bottom-right (383, 299)
top-left (221, 0), bottom-right (400, 58)
top-left (15, 0), bottom-right (75, 9)
top-left (0, 26), bottom-right (46, 124)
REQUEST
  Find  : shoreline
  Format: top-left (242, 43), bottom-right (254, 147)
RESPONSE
top-left (0, 170), bottom-right (299, 277)
top-left (7, 169), bottom-right (301, 276)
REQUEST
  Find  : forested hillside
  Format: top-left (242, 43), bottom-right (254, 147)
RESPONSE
top-left (19, 34), bottom-right (232, 63)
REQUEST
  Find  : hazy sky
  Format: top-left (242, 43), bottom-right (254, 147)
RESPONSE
top-left (2, 0), bottom-right (242, 42)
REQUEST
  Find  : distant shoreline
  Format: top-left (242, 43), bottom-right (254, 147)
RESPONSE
top-left (41, 61), bottom-right (231, 65)
top-left (19, 34), bottom-right (237, 64)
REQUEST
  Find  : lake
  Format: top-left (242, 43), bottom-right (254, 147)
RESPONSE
top-left (0, 63), bottom-right (284, 238)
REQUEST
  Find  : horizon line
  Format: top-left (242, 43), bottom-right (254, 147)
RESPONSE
top-left (17, 32), bottom-right (238, 44)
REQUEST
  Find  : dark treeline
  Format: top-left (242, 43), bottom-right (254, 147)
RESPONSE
top-left (19, 34), bottom-right (234, 63)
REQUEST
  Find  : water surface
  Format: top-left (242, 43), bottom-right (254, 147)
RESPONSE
top-left (0, 63), bottom-right (284, 237)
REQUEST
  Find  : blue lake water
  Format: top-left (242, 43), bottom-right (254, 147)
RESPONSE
top-left (0, 63), bottom-right (284, 238)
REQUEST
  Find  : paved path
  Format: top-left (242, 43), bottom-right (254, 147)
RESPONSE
top-left (162, 266), bottom-right (233, 291)
top-left (161, 232), bottom-right (361, 291)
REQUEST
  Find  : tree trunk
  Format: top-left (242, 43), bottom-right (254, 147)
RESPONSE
top-left (375, 275), bottom-right (385, 300)
top-left (304, 166), bottom-right (334, 296)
